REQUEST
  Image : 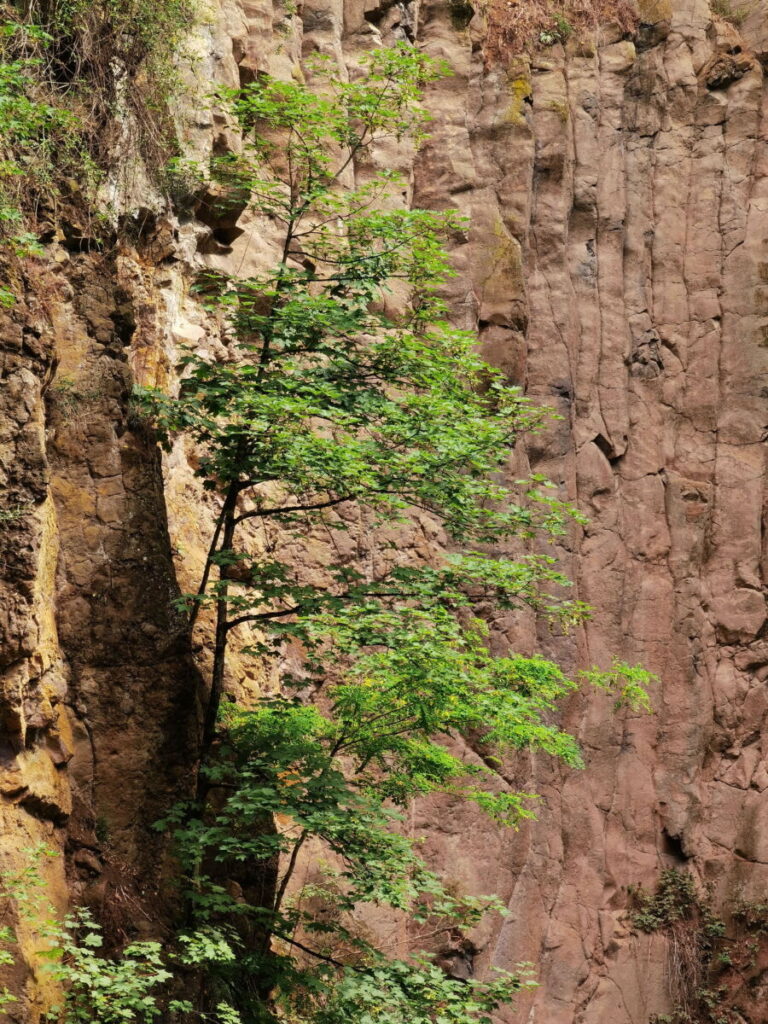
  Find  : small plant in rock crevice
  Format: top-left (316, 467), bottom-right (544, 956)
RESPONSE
top-left (630, 869), bottom-right (700, 933)
top-left (710, 0), bottom-right (751, 27)
top-left (631, 871), bottom-right (768, 1024)
top-left (0, 502), bottom-right (31, 525)
top-left (47, 374), bottom-right (107, 422)
top-left (732, 895), bottom-right (768, 934)
top-left (161, 156), bottom-right (209, 212)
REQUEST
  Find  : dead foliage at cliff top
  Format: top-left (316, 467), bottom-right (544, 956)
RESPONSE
top-left (482, 0), bottom-right (638, 63)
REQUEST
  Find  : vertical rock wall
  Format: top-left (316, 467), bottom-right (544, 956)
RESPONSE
top-left (2, 0), bottom-right (768, 1021)
top-left (0, 245), bottom-right (202, 1019)
top-left (411, 0), bottom-right (768, 1019)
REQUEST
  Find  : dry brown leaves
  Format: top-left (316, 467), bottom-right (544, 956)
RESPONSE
top-left (481, 0), bottom-right (638, 64)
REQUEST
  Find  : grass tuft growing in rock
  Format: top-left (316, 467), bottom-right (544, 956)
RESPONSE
top-left (480, 0), bottom-right (637, 62)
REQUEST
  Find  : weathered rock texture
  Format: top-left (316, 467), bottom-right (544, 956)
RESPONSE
top-left (408, 1), bottom-right (768, 1019)
top-left (2, 0), bottom-right (768, 1021)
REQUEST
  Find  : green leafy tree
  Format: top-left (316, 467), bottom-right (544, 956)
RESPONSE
top-left (136, 43), bottom-right (654, 1023)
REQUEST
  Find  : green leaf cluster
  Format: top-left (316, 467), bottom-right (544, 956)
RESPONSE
top-left (0, 848), bottom-right (240, 1024)
top-left (0, 0), bottom-right (201, 303)
top-left (291, 959), bottom-right (534, 1024)
top-left (44, 908), bottom-right (172, 1024)
top-left (630, 869), bottom-right (699, 933)
top-left (626, 871), bottom-right (768, 1024)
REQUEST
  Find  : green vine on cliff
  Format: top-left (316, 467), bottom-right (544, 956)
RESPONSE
top-left (0, 0), bottom-right (200, 305)
top-left (0, 18), bottom-right (83, 303)
top-left (630, 870), bottom-right (768, 1024)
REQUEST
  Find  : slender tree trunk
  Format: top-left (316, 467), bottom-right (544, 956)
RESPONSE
top-left (198, 481), bottom-right (240, 777)
top-left (188, 506), bottom-right (227, 631)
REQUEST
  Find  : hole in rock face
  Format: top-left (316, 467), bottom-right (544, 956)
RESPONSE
top-left (195, 177), bottom-right (248, 252)
top-left (593, 432), bottom-right (623, 465)
top-left (364, 0), bottom-right (417, 39)
top-left (60, 221), bottom-right (105, 252)
top-left (551, 380), bottom-right (573, 401)
top-left (211, 226), bottom-right (244, 246)
top-left (238, 63), bottom-right (258, 89)
top-left (447, 0), bottom-right (474, 30)
top-left (661, 828), bottom-right (688, 863)
top-left (111, 308), bottom-right (136, 347)
top-left (435, 937), bottom-right (477, 982)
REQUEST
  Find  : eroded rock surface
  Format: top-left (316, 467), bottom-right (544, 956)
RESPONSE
top-left (408, 1), bottom-right (768, 1019)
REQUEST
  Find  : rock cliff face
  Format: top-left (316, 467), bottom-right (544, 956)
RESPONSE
top-left (411, 1), bottom-right (768, 1020)
top-left (2, 0), bottom-right (768, 1021)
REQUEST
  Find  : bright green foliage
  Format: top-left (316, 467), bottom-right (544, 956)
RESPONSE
top-left (0, 848), bottom-right (169, 1024)
top-left (159, 656), bottom-right (563, 1018)
top-left (291, 960), bottom-right (534, 1024)
top-left (0, 849), bottom-right (241, 1024)
top-left (133, 42), bottom-right (654, 1024)
top-left (44, 909), bottom-right (172, 1024)
top-left (579, 659), bottom-right (654, 713)
top-left (0, 924), bottom-right (17, 1010)
top-left (0, 0), bottom-right (199, 304)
